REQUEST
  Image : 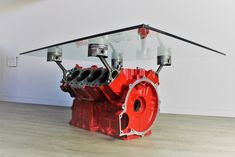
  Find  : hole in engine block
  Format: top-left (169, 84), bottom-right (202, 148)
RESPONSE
top-left (121, 113), bottom-right (129, 130)
top-left (67, 70), bottom-right (80, 81)
top-left (87, 69), bottom-right (102, 82)
top-left (99, 71), bottom-right (109, 83)
top-left (111, 70), bottom-right (119, 79)
top-left (134, 99), bottom-right (141, 112)
top-left (77, 70), bottom-right (90, 81)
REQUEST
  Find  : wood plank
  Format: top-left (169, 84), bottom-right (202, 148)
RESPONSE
top-left (0, 101), bottom-right (235, 157)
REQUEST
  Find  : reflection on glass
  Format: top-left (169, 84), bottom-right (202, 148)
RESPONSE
top-left (20, 24), bottom-right (225, 69)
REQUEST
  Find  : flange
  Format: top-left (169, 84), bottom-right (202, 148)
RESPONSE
top-left (119, 77), bottom-right (160, 137)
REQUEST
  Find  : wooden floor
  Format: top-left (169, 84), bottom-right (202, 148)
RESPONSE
top-left (0, 102), bottom-right (235, 157)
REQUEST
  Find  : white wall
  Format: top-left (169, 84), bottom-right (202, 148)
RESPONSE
top-left (0, 0), bottom-right (234, 117)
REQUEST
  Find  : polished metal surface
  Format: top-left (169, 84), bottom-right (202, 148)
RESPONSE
top-left (47, 47), bottom-right (62, 62)
top-left (88, 44), bottom-right (108, 58)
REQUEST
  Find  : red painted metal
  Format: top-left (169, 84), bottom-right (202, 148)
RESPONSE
top-left (138, 27), bottom-right (150, 39)
top-left (61, 65), bottom-right (159, 140)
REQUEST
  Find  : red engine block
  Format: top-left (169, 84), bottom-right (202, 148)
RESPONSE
top-left (61, 65), bottom-right (160, 140)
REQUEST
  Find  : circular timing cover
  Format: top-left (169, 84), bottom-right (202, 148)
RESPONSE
top-left (120, 78), bottom-right (159, 137)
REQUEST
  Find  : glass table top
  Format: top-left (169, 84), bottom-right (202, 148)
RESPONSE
top-left (20, 24), bottom-right (225, 69)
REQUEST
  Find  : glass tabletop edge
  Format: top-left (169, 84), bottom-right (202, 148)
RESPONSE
top-left (20, 23), bottom-right (148, 55)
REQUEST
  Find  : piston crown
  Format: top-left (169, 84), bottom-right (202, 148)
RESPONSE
top-left (88, 44), bottom-right (108, 58)
top-left (47, 47), bottom-right (62, 62)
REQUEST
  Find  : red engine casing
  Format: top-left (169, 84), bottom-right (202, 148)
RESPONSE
top-left (61, 65), bottom-right (160, 140)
